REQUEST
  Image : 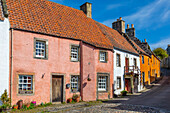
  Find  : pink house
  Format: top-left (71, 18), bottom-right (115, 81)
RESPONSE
top-left (3, 0), bottom-right (115, 105)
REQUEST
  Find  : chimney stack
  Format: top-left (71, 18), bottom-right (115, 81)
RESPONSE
top-left (126, 24), bottom-right (135, 37)
top-left (80, 2), bottom-right (92, 18)
top-left (112, 17), bottom-right (125, 34)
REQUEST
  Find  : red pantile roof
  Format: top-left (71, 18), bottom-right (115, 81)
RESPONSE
top-left (0, 1), bottom-right (4, 21)
top-left (6, 0), bottom-right (113, 49)
top-left (95, 22), bottom-right (139, 54)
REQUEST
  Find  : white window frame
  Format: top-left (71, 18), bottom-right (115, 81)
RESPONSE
top-left (117, 77), bottom-right (121, 89)
top-left (116, 54), bottom-right (121, 67)
top-left (100, 52), bottom-right (106, 62)
top-left (71, 46), bottom-right (79, 61)
top-left (71, 75), bottom-right (79, 92)
top-left (18, 75), bottom-right (33, 94)
top-left (35, 41), bottom-right (46, 58)
top-left (98, 76), bottom-right (107, 91)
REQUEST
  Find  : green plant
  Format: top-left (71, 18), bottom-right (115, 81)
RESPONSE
top-left (0, 89), bottom-right (11, 107)
top-left (28, 103), bottom-right (35, 109)
top-left (72, 94), bottom-right (79, 100)
top-left (121, 90), bottom-right (128, 96)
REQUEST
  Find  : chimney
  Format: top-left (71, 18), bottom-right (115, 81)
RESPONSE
top-left (80, 2), bottom-right (92, 18)
top-left (144, 39), bottom-right (147, 42)
top-left (126, 24), bottom-right (135, 37)
top-left (112, 17), bottom-right (125, 33)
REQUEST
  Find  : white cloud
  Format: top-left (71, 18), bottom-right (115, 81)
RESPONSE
top-left (106, 4), bottom-right (124, 10)
top-left (102, 0), bottom-right (170, 29)
top-left (150, 37), bottom-right (170, 50)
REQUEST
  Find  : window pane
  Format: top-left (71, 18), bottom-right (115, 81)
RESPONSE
top-left (71, 75), bottom-right (79, 92)
top-left (98, 76), bottom-right (107, 91)
top-left (35, 41), bottom-right (46, 58)
top-left (71, 46), bottom-right (78, 61)
top-left (18, 75), bottom-right (33, 94)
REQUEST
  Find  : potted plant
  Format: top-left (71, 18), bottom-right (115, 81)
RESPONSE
top-left (31, 101), bottom-right (36, 106)
top-left (13, 105), bottom-right (18, 109)
top-left (17, 99), bottom-right (23, 109)
top-left (72, 94), bottom-right (80, 102)
top-left (121, 90), bottom-right (128, 96)
top-left (25, 103), bottom-right (30, 108)
top-left (67, 98), bottom-right (72, 103)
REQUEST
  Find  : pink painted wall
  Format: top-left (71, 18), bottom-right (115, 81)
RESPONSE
top-left (81, 43), bottom-right (114, 101)
top-left (11, 30), bottom-right (114, 105)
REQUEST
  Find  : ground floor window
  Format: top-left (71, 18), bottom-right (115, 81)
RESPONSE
top-left (117, 77), bottom-right (121, 89)
top-left (98, 76), bottom-right (107, 91)
top-left (71, 75), bottom-right (80, 92)
top-left (18, 75), bottom-right (33, 94)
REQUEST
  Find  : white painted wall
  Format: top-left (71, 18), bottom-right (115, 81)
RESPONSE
top-left (0, 18), bottom-right (10, 98)
top-left (113, 49), bottom-right (141, 95)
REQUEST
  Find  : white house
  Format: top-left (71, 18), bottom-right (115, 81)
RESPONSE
top-left (113, 48), bottom-right (141, 95)
top-left (0, 0), bottom-right (10, 99)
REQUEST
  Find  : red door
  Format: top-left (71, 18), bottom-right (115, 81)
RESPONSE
top-left (125, 79), bottom-right (131, 93)
top-left (125, 58), bottom-right (129, 73)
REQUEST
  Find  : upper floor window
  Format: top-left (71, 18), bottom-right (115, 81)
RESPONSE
top-left (34, 38), bottom-right (48, 59)
top-left (18, 75), bottom-right (33, 94)
top-left (133, 58), bottom-right (137, 68)
top-left (99, 51), bottom-right (108, 63)
top-left (142, 56), bottom-right (144, 64)
top-left (36, 41), bottom-right (45, 58)
top-left (116, 54), bottom-right (121, 67)
top-left (71, 45), bottom-right (79, 62)
top-left (148, 58), bottom-right (150, 65)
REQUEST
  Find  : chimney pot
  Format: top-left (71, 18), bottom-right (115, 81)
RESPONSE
top-left (145, 39), bottom-right (147, 42)
top-left (131, 24), bottom-right (134, 28)
top-left (117, 19), bottom-right (119, 21)
top-left (119, 17), bottom-right (122, 20)
top-left (127, 24), bottom-right (129, 29)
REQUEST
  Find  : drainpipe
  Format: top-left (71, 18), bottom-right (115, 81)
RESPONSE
top-left (10, 29), bottom-right (13, 105)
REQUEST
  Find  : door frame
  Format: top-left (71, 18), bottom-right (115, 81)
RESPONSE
top-left (50, 73), bottom-right (66, 103)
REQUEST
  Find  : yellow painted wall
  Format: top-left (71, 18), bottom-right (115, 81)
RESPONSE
top-left (140, 55), bottom-right (151, 85)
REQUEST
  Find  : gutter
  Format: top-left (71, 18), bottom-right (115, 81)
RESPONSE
top-left (10, 28), bottom-right (13, 105)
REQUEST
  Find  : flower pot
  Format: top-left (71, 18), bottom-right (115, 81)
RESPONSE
top-left (26, 103), bottom-right (30, 108)
top-left (75, 97), bottom-right (80, 102)
top-left (13, 105), bottom-right (18, 109)
top-left (32, 101), bottom-right (36, 106)
top-left (18, 100), bottom-right (23, 109)
top-left (67, 98), bottom-right (72, 103)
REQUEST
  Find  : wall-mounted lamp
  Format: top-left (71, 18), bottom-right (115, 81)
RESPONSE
top-left (87, 74), bottom-right (91, 81)
top-left (42, 73), bottom-right (45, 78)
top-left (66, 84), bottom-right (70, 89)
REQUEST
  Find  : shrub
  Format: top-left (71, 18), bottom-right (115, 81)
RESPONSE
top-left (121, 90), bottom-right (128, 96)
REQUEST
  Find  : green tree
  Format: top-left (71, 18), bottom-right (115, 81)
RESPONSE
top-left (153, 48), bottom-right (168, 60)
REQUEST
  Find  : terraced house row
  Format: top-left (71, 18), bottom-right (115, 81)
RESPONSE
top-left (0, 0), bottom-right (160, 105)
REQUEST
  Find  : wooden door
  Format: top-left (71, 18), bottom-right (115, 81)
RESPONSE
top-left (125, 58), bottom-right (129, 73)
top-left (52, 76), bottom-right (63, 102)
top-left (125, 79), bottom-right (131, 92)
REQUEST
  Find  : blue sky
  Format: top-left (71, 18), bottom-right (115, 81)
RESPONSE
top-left (50, 0), bottom-right (170, 50)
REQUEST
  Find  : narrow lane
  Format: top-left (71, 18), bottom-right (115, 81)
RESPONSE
top-left (123, 76), bottom-right (170, 111)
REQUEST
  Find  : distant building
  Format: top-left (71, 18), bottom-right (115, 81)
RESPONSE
top-left (166, 45), bottom-right (170, 56)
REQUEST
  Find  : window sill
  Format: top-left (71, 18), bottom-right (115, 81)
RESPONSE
top-left (99, 61), bottom-right (107, 63)
top-left (34, 56), bottom-right (48, 60)
top-left (17, 93), bottom-right (35, 96)
top-left (70, 60), bottom-right (79, 62)
top-left (98, 90), bottom-right (108, 93)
